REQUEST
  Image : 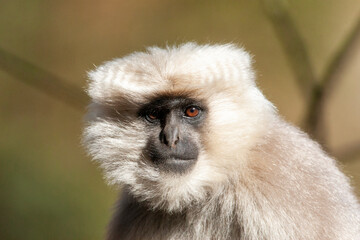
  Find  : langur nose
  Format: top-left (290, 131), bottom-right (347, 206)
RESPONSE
top-left (161, 125), bottom-right (180, 148)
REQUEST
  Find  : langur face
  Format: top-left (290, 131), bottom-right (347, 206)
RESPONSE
top-left (138, 96), bottom-right (207, 174)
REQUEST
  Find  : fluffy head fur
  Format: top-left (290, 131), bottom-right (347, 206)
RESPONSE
top-left (84, 43), bottom-right (275, 211)
top-left (83, 43), bottom-right (360, 240)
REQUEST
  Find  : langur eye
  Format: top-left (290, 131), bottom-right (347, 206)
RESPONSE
top-left (148, 114), bottom-right (157, 120)
top-left (145, 111), bottom-right (159, 122)
top-left (185, 106), bottom-right (200, 117)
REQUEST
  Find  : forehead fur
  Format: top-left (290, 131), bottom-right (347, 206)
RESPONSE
top-left (87, 43), bottom-right (255, 103)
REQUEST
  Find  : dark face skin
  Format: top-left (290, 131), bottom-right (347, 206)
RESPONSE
top-left (138, 96), bottom-right (206, 174)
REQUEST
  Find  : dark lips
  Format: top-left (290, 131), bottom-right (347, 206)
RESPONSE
top-left (160, 158), bottom-right (197, 173)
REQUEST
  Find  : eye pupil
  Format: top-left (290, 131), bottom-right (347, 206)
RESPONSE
top-left (185, 107), bottom-right (200, 117)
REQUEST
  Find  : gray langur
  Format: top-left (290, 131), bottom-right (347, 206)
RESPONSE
top-left (83, 43), bottom-right (360, 240)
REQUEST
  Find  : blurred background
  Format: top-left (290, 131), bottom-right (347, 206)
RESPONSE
top-left (0, 0), bottom-right (359, 239)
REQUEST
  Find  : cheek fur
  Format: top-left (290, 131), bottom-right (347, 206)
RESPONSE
top-left (202, 88), bottom-right (274, 170)
top-left (83, 119), bottom-right (150, 184)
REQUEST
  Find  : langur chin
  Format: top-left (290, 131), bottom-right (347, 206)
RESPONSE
top-left (83, 43), bottom-right (360, 240)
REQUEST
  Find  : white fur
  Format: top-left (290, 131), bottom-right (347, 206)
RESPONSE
top-left (83, 43), bottom-right (360, 240)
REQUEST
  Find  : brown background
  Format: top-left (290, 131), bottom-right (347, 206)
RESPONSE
top-left (0, 1), bottom-right (359, 239)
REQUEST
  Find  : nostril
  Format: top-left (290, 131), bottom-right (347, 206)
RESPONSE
top-left (167, 135), bottom-right (179, 148)
top-left (161, 125), bottom-right (180, 148)
top-left (171, 137), bottom-right (180, 148)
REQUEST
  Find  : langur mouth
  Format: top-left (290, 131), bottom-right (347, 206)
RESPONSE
top-left (157, 157), bottom-right (197, 174)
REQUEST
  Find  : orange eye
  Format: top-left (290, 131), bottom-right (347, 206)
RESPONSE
top-left (148, 114), bottom-right (157, 120)
top-left (145, 111), bottom-right (159, 122)
top-left (185, 107), bottom-right (200, 117)
top-left (146, 114), bottom-right (158, 121)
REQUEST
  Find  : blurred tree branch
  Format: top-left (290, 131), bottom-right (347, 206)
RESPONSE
top-left (0, 47), bottom-right (88, 111)
top-left (260, 0), bottom-right (316, 100)
top-left (260, 0), bottom-right (360, 161)
top-left (305, 17), bottom-right (360, 143)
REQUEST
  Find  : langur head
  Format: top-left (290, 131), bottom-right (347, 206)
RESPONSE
top-left (83, 43), bottom-right (275, 211)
